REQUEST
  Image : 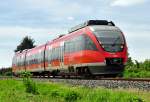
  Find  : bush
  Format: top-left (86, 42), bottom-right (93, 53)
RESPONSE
top-left (21, 72), bottom-right (39, 95)
top-left (21, 71), bottom-right (32, 78)
top-left (124, 59), bottom-right (150, 78)
top-left (64, 91), bottom-right (81, 102)
top-left (127, 96), bottom-right (145, 102)
top-left (51, 90), bottom-right (60, 97)
top-left (4, 71), bottom-right (12, 76)
top-left (0, 67), bottom-right (12, 76)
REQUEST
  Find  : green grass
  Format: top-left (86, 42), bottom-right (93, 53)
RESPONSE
top-left (0, 79), bottom-right (149, 102)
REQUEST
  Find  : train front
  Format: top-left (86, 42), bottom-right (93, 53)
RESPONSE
top-left (89, 25), bottom-right (128, 76)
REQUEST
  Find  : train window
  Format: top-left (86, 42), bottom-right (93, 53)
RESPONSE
top-left (55, 48), bottom-right (57, 60)
top-left (55, 47), bottom-right (59, 60)
top-left (51, 48), bottom-right (53, 61)
top-left (42, 51), bottom-right (44, 63)
top-left (31, 54), bottom-right (33, 64)
top-left (29, 55), bottom-right (31, 65)
top-left (25, 55), bottom-right (28, 65)
top-left (41, 51), bottom-right (43, 63)
top-left (39, 52), bottom-right (41, 63)
top-left (18, 56), bottom-right (21, 66)
top-left (16, 56), bottom-right (18, 66)
top-left (39, 51), bottom-right (41, 63)
top-left (29, 55), bottom-right (32, 65)
top-left (84, 34), bottom-right (97, 51)
top-left (94, 30), bottom-right (124, 44)
top-left (19, 56), bottom-right (21, 66)
top-left (59, 46), bottom-right (64, 62)
top-left (65, 35), bottom-right (81, 53)
top-left (37, 51), bottom-right (41, 64)
top-left (53, 48), bottom-right (55, 61)
top-left (35, 53), bottom-right (38, 64)
top-left (38, 52), bottom-right (40, 64)
top-left (20, 55), bottom-right (23, 66)
top-left (33, 54), bottom-right (35, 64)
top-left (94, 30), bottom-right (124, 52)
top-left (78, 35), bottom-right (85, 51)
top-left (32, 55), bottom-right (34, 64)
top-left (48, 47), bottom-right (61, 62)
top-left (64, 34), bottom-right (97, 53)
top-left (56, 47), bottom-right (59, 60)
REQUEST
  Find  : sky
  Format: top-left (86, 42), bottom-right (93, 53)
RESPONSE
top-left (0, 0), bottom-right (150, 68)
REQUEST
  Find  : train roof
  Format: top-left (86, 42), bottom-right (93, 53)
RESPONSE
top-left (89, 25), bottom-right (121, 32)
top-left (68, 20), bottom-right (115, 33)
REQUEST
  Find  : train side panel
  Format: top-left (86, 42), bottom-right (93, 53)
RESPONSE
top-left (25, 45), bottom-right (45, 73)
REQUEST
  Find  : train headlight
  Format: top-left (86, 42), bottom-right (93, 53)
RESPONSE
top-left (102, 45), bottom-right (105, 48)
top-left (121, 45), bottom-right (124, 48)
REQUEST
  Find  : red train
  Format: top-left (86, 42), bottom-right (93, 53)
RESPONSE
top-left (12, 20), bottom-right (128, 77)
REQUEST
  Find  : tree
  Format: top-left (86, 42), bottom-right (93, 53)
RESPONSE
top-left (15, 36), bottom-right (36, 52)
top-left (127, 56), bottom-right (134, 66)
top-left (126, 53), bottom-right (134, 68)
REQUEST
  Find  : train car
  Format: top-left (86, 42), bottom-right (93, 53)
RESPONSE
top-left (25, 44), bottom-right (46, 74)
top-left (12, 20), bottom-right (128, 77)
top-left (12, 50), bottom-right (27, 75)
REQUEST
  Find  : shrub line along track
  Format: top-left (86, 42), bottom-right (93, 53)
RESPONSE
top-left (1, 76), bottom-right (150, 91)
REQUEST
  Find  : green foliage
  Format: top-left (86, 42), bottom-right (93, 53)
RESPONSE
top-left (4, 71), bottom-right (12, 76)
top-left (51, 90), bottom-right (60, 98)
top-left (21, 71), bottom-right (32, 78)
top-left (21, 72), bottom-right (39, 95)
top-left (0, 67), bottom-right (12, 76)
top-left (64, 91), bottom-right (81, 102)
top-left (127, 96), bottom-right (145, 102)
top-left (126, 57), bottom-right (134, 67)
top-left (124, 58), bottom-right (150, 78)
top-left (15, 36), bottom-right (36, 52)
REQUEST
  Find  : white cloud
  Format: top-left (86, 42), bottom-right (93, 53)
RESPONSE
top-left (111, 0), bottom-right (147, 7)
top-left (67, 16), bottom-right (74, 21)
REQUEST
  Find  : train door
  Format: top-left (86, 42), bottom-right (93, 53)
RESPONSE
top-left (59, 42), bottom-right (64, 69)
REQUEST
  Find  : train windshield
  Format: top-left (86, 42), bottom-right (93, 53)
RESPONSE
top-left (94, 30), bottom-right (124, 52)
top-left (94, 30), bottom-right (124, 45)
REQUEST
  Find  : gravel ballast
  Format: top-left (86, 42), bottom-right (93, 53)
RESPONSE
top-left (49, 79), bottom-right (150, 91)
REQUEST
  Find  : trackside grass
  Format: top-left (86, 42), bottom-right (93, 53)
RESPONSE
top-left (0, 79), bottom-right (150, 102)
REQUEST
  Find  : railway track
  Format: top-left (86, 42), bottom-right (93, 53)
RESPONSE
top-left (46, 77), bottom-right (150, 91)
top-left (95, 77), bottom-right (150, 82)
top-left (29, 77), bottom-right (150, 91)
top-left (1, 76), bottom-right (150, 91)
